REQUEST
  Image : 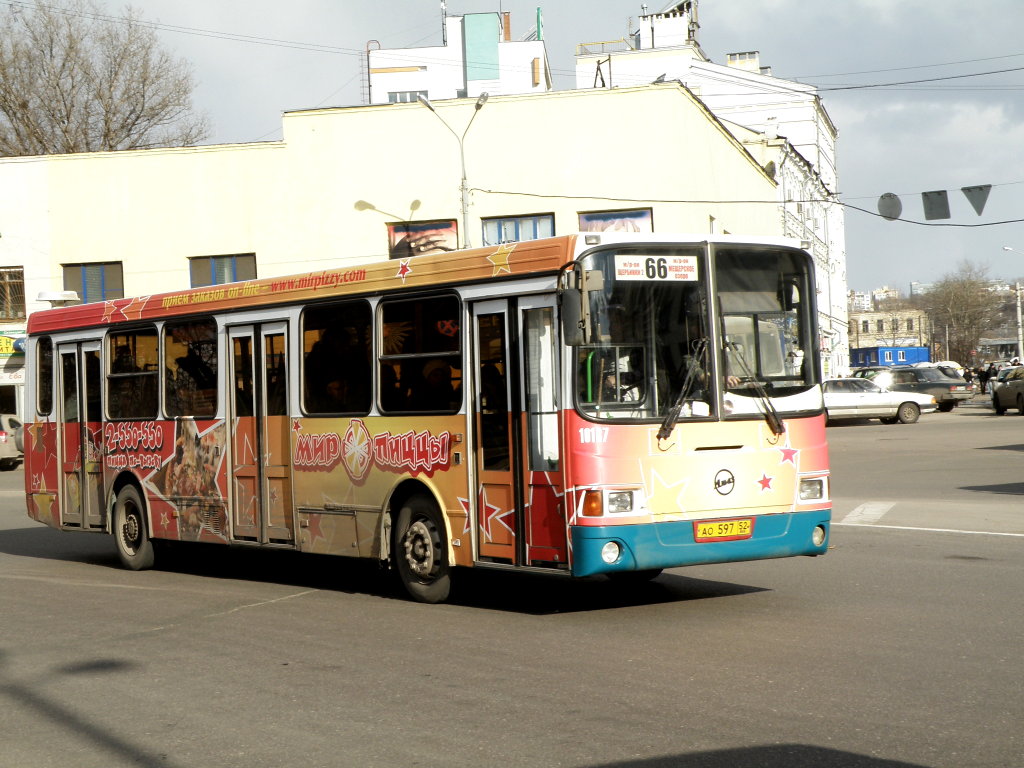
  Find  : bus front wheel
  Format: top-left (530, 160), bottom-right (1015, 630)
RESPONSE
top-left (113, 485), bottom-right (155, 571)
top-left (394, 495), bottom-right (451, 604)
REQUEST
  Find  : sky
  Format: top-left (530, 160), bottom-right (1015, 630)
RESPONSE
top-left (94, 0), bottom-right (1024, 293)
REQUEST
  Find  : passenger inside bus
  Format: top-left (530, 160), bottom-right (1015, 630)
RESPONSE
top-left (410, 359), bottom-right (460, 411)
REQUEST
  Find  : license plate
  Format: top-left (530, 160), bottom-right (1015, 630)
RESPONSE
top-left (694, 518), bottom-right (754, 542)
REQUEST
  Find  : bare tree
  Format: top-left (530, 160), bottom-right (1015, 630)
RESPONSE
top-left (921, 261), bottom-right (992, 364)
top-left (0, 1), bottom-right (209, 155)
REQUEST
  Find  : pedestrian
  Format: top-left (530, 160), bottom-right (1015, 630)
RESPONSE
top-left (978, 365), bottom-right (990, 394)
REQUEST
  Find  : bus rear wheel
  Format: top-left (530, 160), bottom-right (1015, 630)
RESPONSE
top-left (113, 485), bottom-right (155, 570)
top-left (394, 495), bottom-right (451, 603)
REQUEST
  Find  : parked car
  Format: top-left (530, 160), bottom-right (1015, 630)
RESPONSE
top-left (0, 414), bottom-right (23, 470)
top-left (823, 378), bottom-right (937, 424)
top-left (852, 365), bottom-right (973, 411)
top-left (991, 366), bottom-right (1024, 414)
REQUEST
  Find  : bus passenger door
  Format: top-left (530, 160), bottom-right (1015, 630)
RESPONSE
top-left (473, 301), bottom-right (518, 563)
top-left (228, 323), bottom-right (294, 544)
top-left (518, 297), bottom-right (566, 566)
top-left (472, 297), bottom-right (567, 567)
top-left (57, 341), bottom-right (105, 530)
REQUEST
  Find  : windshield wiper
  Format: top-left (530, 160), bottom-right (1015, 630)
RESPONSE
top-left (725, 341), bottom-right (785, 436)
top-left (657, 340), bottom-right (707, 441)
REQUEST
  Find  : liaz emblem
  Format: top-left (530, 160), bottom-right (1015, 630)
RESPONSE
top-left (714, 469), bottom-right (735, 496)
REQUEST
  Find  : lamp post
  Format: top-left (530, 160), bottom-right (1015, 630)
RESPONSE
top-left (1003, 246), bottom-right (1023, 359)
top-left (418, 92), bottom-right (489, 248)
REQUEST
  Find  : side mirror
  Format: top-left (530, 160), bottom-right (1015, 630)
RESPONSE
top-left (560, 287), bottom-right (585, 346)
top-left (558, 266), bottom-right (602, 347)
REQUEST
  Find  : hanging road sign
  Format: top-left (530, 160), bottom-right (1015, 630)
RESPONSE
top-left (922, 190), bottom-right (951, 220)
top-left (877, 193), bottom-right (902, 220)
top-left (961, 185), bottom-right (992, 216)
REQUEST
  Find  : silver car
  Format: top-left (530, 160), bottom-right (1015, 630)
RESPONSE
top-left (991, 366), bottom-right (1024, 414)
top-left (823, 378), bottom-right (937, 424)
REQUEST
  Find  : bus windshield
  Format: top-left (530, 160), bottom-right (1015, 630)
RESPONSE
top-left (573, 243), bottom-right (817, 422)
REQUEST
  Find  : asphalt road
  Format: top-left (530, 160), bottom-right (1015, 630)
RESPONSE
top-left (1, 402), bottom-right (1020, 768)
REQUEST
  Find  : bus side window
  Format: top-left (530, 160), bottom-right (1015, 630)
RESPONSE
top-left (164, 319), bottom-right (218, 418)
top-left (107, 328), bottom-right (158, 419)
top-left (379, 295), bottom-right (461, 414)
top-left (37, 337), bottom-right (54, 415)
top-left (302, 300), bottom-right (371, 415)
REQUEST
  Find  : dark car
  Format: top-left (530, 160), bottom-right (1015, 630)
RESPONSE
top-left (851, 365), bottom-right (973, 412)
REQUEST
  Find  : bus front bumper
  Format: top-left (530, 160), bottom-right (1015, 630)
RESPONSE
top-left (570, 510), bottom-right (831, 578)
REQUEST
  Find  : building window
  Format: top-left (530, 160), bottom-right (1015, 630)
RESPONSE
top-left (388, 220), bottom-right (457, 259)
top-left (884, 351), bottom-right (893, 362)
top-left (189, 254), bottom-right (256, 287)
top-left (481, 214), bottom-right (554, 246)
top-left (907, 318), bottom-right (914, 332)
top-left (63, 262), bottom-right (123, 304)
top-left (892, 318), bottom-right (899, 333)
top-left (0, 268), bottom-right (25, 320)
top-left (876, 320), bottom-right (884, 333)
top-left (861, 320), bottom-right (869, 333)
top-left (897, 350), bottom-right (906, 361)
top-left (388, 90), bottom-right (427, 103)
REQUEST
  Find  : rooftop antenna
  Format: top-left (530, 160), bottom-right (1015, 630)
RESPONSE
top-left (441, 0), bottom-right (447, 46)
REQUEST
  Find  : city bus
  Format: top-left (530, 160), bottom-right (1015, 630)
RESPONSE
top-left (23, 233), bottom-right (830, 602)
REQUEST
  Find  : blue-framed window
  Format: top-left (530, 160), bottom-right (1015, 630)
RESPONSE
top-left (481, 214), bottom-right (554, 246)
top-left (63, 262), bottom-right (123, 304)
top-left (189, 254), bottom-right (257, 287)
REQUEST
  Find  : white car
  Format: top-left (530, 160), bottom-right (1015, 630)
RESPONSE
top-left (823, 378), bottom-right (937, 424)
top-left (0, 413), bottom-right (23, 470)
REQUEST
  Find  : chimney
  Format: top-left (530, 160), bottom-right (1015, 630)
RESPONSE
top-left (726, 51), bottom-right (763, 73)
top-left (502, 12), bottom-right (511, 41)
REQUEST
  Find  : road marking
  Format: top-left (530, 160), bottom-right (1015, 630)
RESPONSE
top-left (834, 522), bottom-right (1024, 538)
top-left (840, 501), bottom-right (895, 525)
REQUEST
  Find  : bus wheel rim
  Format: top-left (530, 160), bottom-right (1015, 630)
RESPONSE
top-left (122, 508), bottom-right (141, 551)
top-left (403, 519), bottom-right (439, 580)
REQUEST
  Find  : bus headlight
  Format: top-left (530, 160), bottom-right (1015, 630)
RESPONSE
top-left (606, 491), bottom-right (634, 513)
top-left (799, 478), bottom-right (824, 501)
top-left (600, 541), bottom-right (622, 564)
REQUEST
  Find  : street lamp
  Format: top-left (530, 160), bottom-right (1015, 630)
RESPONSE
top-left (418, 92), bottom-right (489, 248)
top-left (1002, 246), bottom-right (1023, 359)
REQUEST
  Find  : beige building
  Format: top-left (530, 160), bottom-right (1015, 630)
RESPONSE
top-left (0, 84), bottom-right (789, 416)
top-left (848, 309), bottom-right (933, 352)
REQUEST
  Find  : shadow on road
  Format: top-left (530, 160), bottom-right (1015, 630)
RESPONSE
top-left (979, 442), bottom-right (1024, 453)
top-left (1, 524), bottom-right (766, 614)
top-left (595, 746), bottom-right (927, 767)
top-left (958, 481), bottom-right (1024, 495)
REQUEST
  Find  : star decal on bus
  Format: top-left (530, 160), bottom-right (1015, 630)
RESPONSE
top-left (757, 473), bottom-right (773, 491)
top-left (779, 447), bottom-right (798, 464)
top-left (100, 300), bottom-right (120, 324)
top-left (458, 497), bottom-right (472, 533)
top-left (487, 242), bottom-right (516, 276)
top-left (305, 511), bottom-right (325, 547)
top-left (480, 492), bottom-right (514, 541)
top-left (642, 463), bottom-right (689, 511)
top-left (121, 295), bottom-right (150, 321)
top-left (396, 259), bottom-right (412, 283)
